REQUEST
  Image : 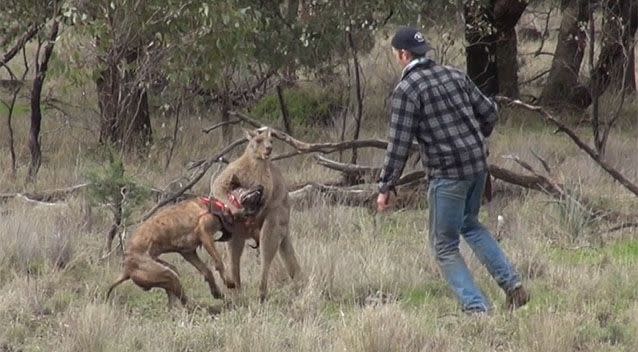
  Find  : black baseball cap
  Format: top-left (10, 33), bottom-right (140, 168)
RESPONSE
top-left (391, 27), bottom-right (430, 56)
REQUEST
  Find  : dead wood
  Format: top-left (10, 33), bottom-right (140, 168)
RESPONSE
top-left (496, 96), bottom-right (638, 197)
top-left (202, 119), bottom-right (241, 134)
top-left (0, 183), bottom-right (90, 203)
top-left (140, 137), bottom-right (248, 221)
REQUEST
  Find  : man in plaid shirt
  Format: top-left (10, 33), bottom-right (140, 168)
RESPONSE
top-left (377, 27), bottom-right (529, 314)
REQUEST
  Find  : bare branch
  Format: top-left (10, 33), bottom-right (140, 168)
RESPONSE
top-left (520, 69), bottom-right (551, 85)
top-left (140, 137), bottom-right (248, 221)
top-left (530, 150), bottom-right (552, 174)
top-left (0, 24), bottom-right (39, 67)
top-left (202, 119), bottom-right (241, 134)
top-left (496, 96), bottom-right (638, 197)
top-left (230, 110), bottom-right (404, 156)
top-left (604, 222), bottom-right (638, 234)
top-left (0, 183), bottom-right (90, 203)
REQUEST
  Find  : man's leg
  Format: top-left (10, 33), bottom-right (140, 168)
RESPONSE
top-left (428, 178), bottom-right (489, 313)
top-left (460, 172), bottom-right (528, 309)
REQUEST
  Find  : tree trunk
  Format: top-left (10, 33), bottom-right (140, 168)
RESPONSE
top-left (493, 0), bottom-right (528, 97)
top-left (348, 31), bottom-right (364, 168)
top-left (96, 40), bottom-right (152, 151)
top-left (465, 1), bottom-right (499, 96)
top-left (592, 0), bottom-right (638, 97)
top-left (464, 0), bottom-right (527, 97)
top-left (495, 27), bottom-right (520, 97)
top-left (625, 48), bottom-right (636, 92)
top-left (540, 0), bottom-right (590, 109)
top-left (27, 20), bottom-right (59, 183)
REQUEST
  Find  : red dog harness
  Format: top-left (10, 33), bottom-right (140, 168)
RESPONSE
top-left (199, 196), bottom-right (239, 242)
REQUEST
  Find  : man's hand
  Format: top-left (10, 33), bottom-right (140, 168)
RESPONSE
top-left (376, 192), bottom-right (391, 212)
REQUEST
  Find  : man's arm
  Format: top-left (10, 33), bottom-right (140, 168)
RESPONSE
top-left (378, 85), bottom-right (417, 194)
top-left (465, 75), bottom-right (498, 137)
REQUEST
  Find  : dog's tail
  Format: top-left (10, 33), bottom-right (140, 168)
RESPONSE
top-left (106, 273), bottom-right (130, 300)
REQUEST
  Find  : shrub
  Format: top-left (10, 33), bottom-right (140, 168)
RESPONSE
top-left (251, 85), bottom-right (344, 127)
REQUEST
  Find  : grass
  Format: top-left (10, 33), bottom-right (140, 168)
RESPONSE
top-left (1, 9), bottom-right (638, 352)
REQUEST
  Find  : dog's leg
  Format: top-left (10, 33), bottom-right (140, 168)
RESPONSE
top-left (180, 251), bottom-right (223, 299)
top-left (228, 236), bottom-right (245, 289)
top-left (129, 256), bottom-right (188, 308)
top-left (106, 273), bottom-right (130, 299)
top-left (155, 258), bottom-right (179, 276)
top-left (197, 214), bottom-right (234, 288)
top-left (258, 217), bottom-right (284, 302)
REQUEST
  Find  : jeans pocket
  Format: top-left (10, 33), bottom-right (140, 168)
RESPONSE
top-left (430, 178), bottom-right (469, 201)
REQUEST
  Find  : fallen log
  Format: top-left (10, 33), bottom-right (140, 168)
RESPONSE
top-left (0, 183), bottom-right (90, 203)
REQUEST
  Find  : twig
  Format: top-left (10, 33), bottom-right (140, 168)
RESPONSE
top-left (202, 119), bottom-right (241, 134)
top-left (530, 150), bottom-right (552, 174)
top-left (520, 69), bottom-right (551, 85)
top-left (533, 7), bottom-right (552, 57)
top-left (604, 222), bottom-right (638, 234)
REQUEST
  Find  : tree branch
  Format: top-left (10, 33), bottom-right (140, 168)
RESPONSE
top-left (140, 137), bottom-right (248, 221)
top-left (0, 183), bottom-right (90, 203)
top-left (0, 24), bottom-right (39, 67)
top-left (202, 119), bottom-right (241, 134)
top-left (496, 96), bottom-right (638, 197)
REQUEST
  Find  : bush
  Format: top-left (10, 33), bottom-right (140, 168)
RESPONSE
top-left (84, 146), bottom-right (150, 228)
top-left (251, 85), bottom-right (344, 127)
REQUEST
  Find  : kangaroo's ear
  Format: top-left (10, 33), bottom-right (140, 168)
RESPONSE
top-left (243, 128), bottom-right (256, 140)
top-left (229, 174), bottom-right (241, 189)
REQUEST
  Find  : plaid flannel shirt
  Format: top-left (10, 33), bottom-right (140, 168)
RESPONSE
top-left (378, 58), bottom-right (498, 194)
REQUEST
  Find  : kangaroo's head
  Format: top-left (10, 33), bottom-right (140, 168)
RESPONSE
top-left (243, 127), bottom-right (273, 160)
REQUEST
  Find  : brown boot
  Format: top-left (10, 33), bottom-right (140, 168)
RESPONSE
top-left (506, 285), bottom-right (530, 311)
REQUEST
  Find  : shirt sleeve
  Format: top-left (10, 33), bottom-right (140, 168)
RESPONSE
top-left (378, 85), bottom-right (417, 194)
top-left (465, 75), bottom-right (498, 137)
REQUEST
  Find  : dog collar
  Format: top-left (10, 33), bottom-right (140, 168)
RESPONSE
top-left (200, 196), bottom-right (227, 213)
top-left (199, 196), bottom-right (235, 242)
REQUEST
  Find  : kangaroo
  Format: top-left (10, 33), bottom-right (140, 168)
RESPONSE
top-left (106, 185), bottom-right (263, 308)
top-left (211, 127), bottom-right (302, 301)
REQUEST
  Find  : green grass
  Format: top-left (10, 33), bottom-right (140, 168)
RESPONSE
top-left (549, 240), bottom-right (638, 266)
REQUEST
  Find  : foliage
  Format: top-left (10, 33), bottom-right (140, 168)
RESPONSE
top-left (84, 146), bottom-right (150, 225)
top-left (251, 85), bottom-right (344, 126)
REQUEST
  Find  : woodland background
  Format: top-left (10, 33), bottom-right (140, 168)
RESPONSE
top-left (1, 1), bottom-right (638, 351)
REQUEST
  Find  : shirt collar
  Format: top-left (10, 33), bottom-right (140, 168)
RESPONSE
top-left (401, 57), bottom-right (431, 78)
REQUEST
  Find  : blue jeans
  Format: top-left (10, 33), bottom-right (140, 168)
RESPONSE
top-left (427, 171), bottom-right (521, 312)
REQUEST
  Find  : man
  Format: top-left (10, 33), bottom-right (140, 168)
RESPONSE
top-left (377, 27), bottom-right (529, 313)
